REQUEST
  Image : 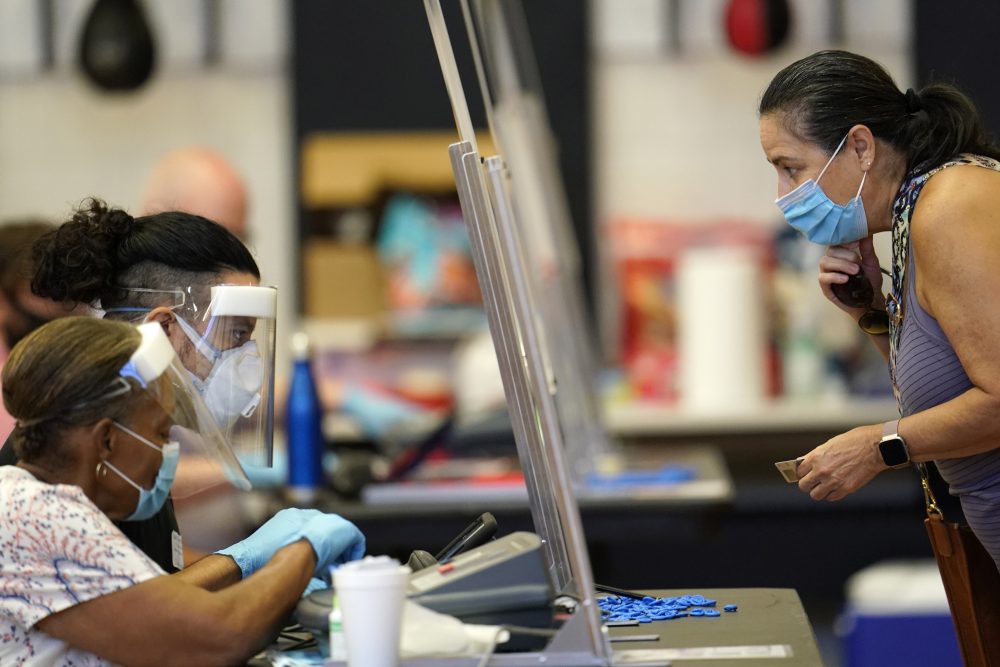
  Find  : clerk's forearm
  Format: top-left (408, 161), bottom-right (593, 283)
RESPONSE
top-left (210, 541), bottom-right (315, 649)
top-left (172, 554), bottom-right (242, 591)
top-left (38, 542), bottom-right (316, 667)
top-left (901, 388), bottom-right (1000, 461)
top-left (183, 544), bottom-right (207, 567)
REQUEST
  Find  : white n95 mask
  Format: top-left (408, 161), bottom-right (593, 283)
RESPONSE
top-left (202, 341), bottom-right (263, 429)
top-left (176, 315), bottom-right (262, 431)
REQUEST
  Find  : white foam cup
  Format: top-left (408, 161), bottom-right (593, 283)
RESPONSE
top-left (332, 556), bottom-right (412, 667)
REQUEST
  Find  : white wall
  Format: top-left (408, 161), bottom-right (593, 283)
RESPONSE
top-left (0, 0), bottom-right (917, 376)
top-left (590, 0), bottom-right (913, 349)
top-left (591, 0), bottom-right (914, 226)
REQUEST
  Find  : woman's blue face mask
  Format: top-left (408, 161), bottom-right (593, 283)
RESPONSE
top-left (102, 422), bottom-right (179, 521)
top-left (775, 134), bottom-right (869, 245)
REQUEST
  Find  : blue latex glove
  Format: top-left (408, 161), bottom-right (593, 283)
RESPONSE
top-left (296, 513), bottom-right (366, 578)
top-left (240, 454), bottom-right (289, 489)
top-left (341, 384), bottom-right (424, 439)
top-left (303, 577), bottom-right (328, 597)
top-left (216, 508), bottom-right (323, 578)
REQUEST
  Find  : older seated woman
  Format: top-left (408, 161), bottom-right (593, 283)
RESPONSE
top-left (0, 317), bottom-right (365, 666)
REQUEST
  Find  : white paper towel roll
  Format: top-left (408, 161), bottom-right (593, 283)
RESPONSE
top-left (677, 245), bottom-right (766, 413)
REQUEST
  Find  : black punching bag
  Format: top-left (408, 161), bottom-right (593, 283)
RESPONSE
top-left (79, 0), bottom-right (156, 91)
top-left (724, 0), bottom-right (791, 56)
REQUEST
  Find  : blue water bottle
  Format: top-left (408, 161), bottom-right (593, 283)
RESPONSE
top-left (286, 332), bottom-right (325, 503)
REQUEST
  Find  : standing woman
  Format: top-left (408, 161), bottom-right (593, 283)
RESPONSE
top-left (0, 198), bottom-right (275, 575)
top-left (758, 50), bottom-right (1000, 571)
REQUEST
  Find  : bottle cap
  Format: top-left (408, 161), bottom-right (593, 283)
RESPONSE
top-left (291, 331), bottom-right (310, 360)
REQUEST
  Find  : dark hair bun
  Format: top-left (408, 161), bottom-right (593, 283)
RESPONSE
top-left (32, 198), bottom-right (134, 304)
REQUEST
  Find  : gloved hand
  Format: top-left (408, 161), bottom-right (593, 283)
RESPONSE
top-left (240, 456), bottom-right (288, 489)
top-left (342, 384), bottom-right (424, 439)
top-left (216, 508), bottom-right (323, 578)
top-left (296, 513), bottom-right (366, 578)
top-left (303, 577), bottom-right (328, 597)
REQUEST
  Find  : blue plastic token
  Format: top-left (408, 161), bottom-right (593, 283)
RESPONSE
top-left (597, 592), bottom-right (728, 622)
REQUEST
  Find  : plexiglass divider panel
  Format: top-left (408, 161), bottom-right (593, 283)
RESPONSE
top-left (447, 141), bottom-right (573, 595)
top-left (463, 0), bottom-right (619, 481)
top-left (424, 2), bottom-right (669, 664)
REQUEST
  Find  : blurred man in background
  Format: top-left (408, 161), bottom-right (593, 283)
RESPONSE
top-left (142, 146), bottom-right (249, 240)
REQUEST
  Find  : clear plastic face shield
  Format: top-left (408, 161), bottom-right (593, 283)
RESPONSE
top-left (177, 285), bottom-right (277, 468)
top-left (119, 322), bottom-right (251, 497)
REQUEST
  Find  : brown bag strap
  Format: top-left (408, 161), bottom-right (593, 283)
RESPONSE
top-left (919, 463), bottom-right (1000, 666)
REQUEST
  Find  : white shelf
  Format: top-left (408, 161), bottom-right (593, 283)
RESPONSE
top-left (604, 397), bottom-right (899, 437)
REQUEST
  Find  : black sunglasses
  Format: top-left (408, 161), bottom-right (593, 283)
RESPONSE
top-left (830, 269), bottom-right (891, 335)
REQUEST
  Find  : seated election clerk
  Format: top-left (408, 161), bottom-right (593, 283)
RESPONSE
top-left (0, 199), bottom-right (277, 572)
top-left (0, 317), bottom-right (365, 667)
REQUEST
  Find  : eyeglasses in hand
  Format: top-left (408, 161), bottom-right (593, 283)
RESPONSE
top-left (830, 269), bottom-right (891, 335)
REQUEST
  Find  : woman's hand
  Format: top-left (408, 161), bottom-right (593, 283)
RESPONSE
top-left (296, 513), bottom-right (366, 578)
top-left (216, 508), bottom-right (323, 578)
top-left (796, 424), bottom-right (886, 501)
top-left (818, 237), bottom-right (886, 317)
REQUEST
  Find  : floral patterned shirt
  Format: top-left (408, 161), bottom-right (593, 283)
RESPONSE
top-left (0, 466), bottom-right (164, 666)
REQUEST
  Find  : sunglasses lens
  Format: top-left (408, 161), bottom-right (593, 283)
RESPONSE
top-left (858, 310), bottom-right (890, 335)
top-left (831, 272), bottom-right (875, 308)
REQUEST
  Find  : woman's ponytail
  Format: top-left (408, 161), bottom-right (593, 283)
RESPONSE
top-left (903, 83), bottom-right (1000, 172)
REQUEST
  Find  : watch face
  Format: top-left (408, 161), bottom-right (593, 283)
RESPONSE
top-left (879, 437), bottom-right (909, 467)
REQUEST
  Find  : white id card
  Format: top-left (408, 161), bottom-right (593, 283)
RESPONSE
top-left (171, 530), bottom-right (184, 570)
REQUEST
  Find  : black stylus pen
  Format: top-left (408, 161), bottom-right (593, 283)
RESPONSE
top-left (595, 583), bottom-right (647, 600)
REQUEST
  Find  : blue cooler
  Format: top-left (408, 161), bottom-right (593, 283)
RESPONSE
top-left (840, 560), bottom-right (962, 667)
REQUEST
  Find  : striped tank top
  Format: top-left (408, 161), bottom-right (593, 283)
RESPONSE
top-left (890, 154), bottom-right (1000, 570)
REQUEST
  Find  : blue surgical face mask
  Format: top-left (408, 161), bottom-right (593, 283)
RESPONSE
top-left (103, 422), bottom-right (180, 521)
top-left (775, 134), bottom-right (869, 246)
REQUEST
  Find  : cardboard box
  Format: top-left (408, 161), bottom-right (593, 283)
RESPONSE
top-left (303, 240), bottom-right (387, 319)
